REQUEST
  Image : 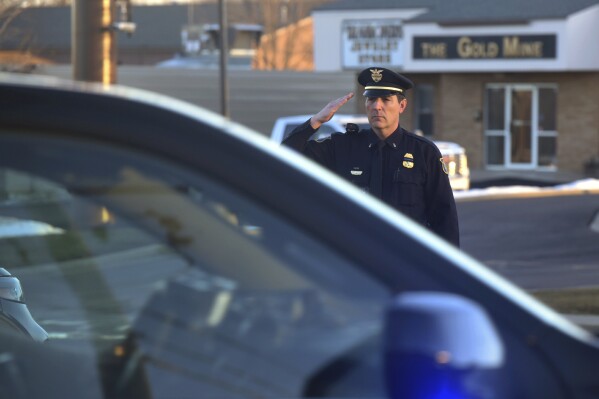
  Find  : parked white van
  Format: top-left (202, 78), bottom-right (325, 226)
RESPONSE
top-left (271, 115), bottom-right (470, 191)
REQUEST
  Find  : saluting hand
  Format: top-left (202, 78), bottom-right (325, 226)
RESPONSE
top-left (310, 92), bottom-right (354, 130)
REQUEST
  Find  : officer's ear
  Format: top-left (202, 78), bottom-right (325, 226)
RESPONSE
top-left (398, 95), bottom-right (408, 112)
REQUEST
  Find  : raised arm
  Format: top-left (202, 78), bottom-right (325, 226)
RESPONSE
top-left (308, 92), bottom-right (355, 130)
top-left (283, 92), bottom-right (354, 153)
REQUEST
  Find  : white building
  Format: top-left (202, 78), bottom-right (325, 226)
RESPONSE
top-left (311, 0), bottom-right (599, 173)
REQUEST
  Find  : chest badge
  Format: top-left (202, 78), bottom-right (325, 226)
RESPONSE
top-left (351, 168), bottom-right (363, 176)
top-left (402, 153), bottom-right (414, 169)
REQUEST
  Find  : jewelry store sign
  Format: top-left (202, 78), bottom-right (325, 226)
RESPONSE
top-left (342, 19), bottom-right (403, 69)
top-left (413, 35), bottom-right (556, 59)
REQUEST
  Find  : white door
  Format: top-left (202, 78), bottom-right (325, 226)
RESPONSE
top-left (485, 84), bottom-right (557, 169)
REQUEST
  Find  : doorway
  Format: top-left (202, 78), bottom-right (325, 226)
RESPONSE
top-left (484, 84), bottom-right (557, 169)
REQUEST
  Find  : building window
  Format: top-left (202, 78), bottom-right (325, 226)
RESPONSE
top-left (486, 136), bottom-right (505, 166)
top-left (486, 87), bottom-right (505, 130)
top-left (537, 87), bottom-right (558, 167)
top-left (484, 84), bottom-right (557, 169)
top-left (414, 84), bottom-right (434, 136)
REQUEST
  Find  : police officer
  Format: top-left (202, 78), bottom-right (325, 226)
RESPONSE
top-left (283, 67), bottom-right (459, 246)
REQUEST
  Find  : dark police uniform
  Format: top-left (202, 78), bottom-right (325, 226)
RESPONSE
top-left (283, 67), bottom-right (460, 247)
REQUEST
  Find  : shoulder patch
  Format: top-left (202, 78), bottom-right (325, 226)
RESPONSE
top-left (440, 157), bottom-right (449, 174)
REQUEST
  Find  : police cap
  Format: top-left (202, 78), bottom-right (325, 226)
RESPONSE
top-left (358, 67), bottom-right (413, 98)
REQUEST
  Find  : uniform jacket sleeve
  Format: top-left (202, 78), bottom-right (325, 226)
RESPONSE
top-left (424, 145), bottom-right (460, 247)
top-left (282, 119), bottom-right (335, 168)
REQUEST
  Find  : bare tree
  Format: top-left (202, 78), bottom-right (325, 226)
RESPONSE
top-left (0, 0), bottom-right (44, 72)
top-left (0, 0), bottom-right (24, 40)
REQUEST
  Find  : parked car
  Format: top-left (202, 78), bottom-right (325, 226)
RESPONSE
top-left (271, 114), bottom-right (470, 190)
top-left (0, 267), bottom-right (47, 342)
top-left (0, 73), bottom-right (597, 398)
top-left (435, 140), bottom-right (470, 191)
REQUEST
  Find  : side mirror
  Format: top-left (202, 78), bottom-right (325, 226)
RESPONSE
top-left (0, 268), bottom-right (48, 342)
top-left (384, 292), bottom-right (506, 399)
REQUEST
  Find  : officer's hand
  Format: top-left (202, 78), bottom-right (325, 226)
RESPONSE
top-left (310, 92), bottom-right (354, 130)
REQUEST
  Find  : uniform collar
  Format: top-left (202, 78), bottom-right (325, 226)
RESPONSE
top-left (367, 125), bottom-right (403, 150)
top-left (385, 127), bottom-right (403, 150)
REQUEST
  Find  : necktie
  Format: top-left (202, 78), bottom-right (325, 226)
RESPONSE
top-left (370, 141), bottom-right (385, 198)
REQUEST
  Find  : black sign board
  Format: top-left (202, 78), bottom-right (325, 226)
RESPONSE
top-left (413, 35), bottom-right (556, 60)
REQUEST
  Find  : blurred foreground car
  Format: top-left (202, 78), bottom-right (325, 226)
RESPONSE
top-left (0, 74), bottom-right (597, 398)
top-left (271, 114), bottom-right (470, 190)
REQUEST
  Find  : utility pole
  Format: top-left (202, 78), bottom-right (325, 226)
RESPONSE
top-left (72, 0), bottom-right (116, 84)
top-left (218, 0), bottom-right (230, 118)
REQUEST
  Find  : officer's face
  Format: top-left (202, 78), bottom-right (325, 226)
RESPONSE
top-left (365, 95), bottom-right (407, 134)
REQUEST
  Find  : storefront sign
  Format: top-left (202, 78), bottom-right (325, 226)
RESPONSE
top-left (342, 19), bottom-right (403, 69)
top-left (413, 35), bottom-right (556, 59)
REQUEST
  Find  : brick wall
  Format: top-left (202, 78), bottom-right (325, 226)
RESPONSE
top-left (438, 74), bottom-right (486, 168)
top-left (409, 73), bottom-right (486, 168)
top-left (555, 73), bottom-right (599, 172)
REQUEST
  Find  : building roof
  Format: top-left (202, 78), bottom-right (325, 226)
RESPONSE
top-left (316, 0), bottom-right (599, 24)
top-left (409, 0), bottom-right (599, 24)
top-left (316, 0), bottom-right (439, 11)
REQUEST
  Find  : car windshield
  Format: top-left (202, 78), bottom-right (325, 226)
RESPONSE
top-left (0, 131), bottom-right (390, 397)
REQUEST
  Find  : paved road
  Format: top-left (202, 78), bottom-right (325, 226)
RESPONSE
top-left (458, 193), bottom-right (599, 290)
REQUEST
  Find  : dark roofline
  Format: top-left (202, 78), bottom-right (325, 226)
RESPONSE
top-left (405, 19), bottom-right (532, 26)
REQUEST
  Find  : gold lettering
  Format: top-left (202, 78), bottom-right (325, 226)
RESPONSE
top-left (535, 42), bottom-right (543, 57)
top-left (487, 42), bottom-right (499, 58)
top-left (503, 36), bottom-right (520, 57)
top-left (458, 36), bottom-right (500, 58)
top-left (472, 42), bottom-right (486, 57)
top-left (421, 42), bottom-right (447, 58)
top-left (457, 36), bottom-right (472, 57)
top-left (520, 41), bottom-right (543, 57)
top-left (503, 37), bottom-right (544, 57)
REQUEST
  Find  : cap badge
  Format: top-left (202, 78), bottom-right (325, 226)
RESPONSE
top-left (403, 153), bottom-right (414, 169)
top-left (370, 68), bottom-right (383, 83)
top-left (440, 157), bottom-right (449, 174)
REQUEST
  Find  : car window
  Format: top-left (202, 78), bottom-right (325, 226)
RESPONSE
top-left (0, 130), bottom-right (390, 397)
